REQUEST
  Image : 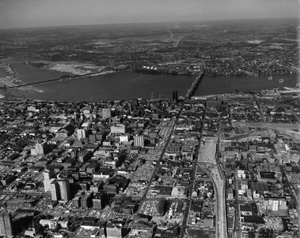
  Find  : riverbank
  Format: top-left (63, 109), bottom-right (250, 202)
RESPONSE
top-left (6, 66), bottom-right (297, 102)
top-left (0, 60), bottom-right (297, 102)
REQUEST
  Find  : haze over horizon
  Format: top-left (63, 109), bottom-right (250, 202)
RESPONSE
top-left (0, 0), bottom-right (299, 29)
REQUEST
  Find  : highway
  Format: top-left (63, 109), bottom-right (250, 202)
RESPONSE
top-left (200, 143), bottom-right (227, 238)
top-left (214, 117), bottom-right (228, 238)
top-left (183, 71), bottom-right (228, 238)
top-left (213, 166), bottom-right (227, 238)
top-left (183, 70), bottom-right (228, 238)
top-left (193, 159), bottom-right (228, 238)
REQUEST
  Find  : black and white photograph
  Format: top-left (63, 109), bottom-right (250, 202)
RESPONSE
top-left (0, 0), bottom-right (299, 237)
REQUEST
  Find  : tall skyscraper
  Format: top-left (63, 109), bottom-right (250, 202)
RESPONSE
top-left (57, 179), bottom-right (71, 202)
top-left (35, 141), bottom-right (50, 155)
top-left (50, 180), bottom-right (60, 201)
top-left (102, 108), bottom-right (111, 119)
top-left (43, 167), bottom-right (55, 192)
top-left (134, 135), bottom-right (145, 147)
top-left (0, 212), bottom-right (13, 237)
top-left (77, 129), bottom-right (86, 140)
top-left (92, 196), bottom-right (102, 210)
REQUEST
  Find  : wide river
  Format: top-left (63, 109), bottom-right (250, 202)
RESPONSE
top-left (9, 63), bottom-right (300, 102)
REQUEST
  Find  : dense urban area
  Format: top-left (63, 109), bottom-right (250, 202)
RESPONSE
top-left (0, 17), bottom-right (299, 238)
top-left (0, 80), bottom-right (299, 238)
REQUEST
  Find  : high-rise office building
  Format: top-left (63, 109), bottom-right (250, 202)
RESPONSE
top-left (0, 212), bottom-right (13, 237)
top-left (35, 141), bottom-right (50, 155)
top-left (134, 135), bottom-right (144, 147)
top-left (92, 197), bottom-right (102, 210)
top-left (72, 196), bottom-right (81, 208)
top-left (77, 129), bottom-right (86, 140)
top-left (50, 180), bottom-right (60, 201)
top-left (102, 108), bottom-right (111, 119)
top-left (81, 194), bottom-right (92, 209)
top-left (43, 168), bottom-right (55, 192)
top-left (43, 168), bottom-right (54, 180)
top-left (57, 179), bottom-right (71, 202)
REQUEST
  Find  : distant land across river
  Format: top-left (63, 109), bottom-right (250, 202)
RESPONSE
top-left (6, 63), bottom-right (300, 102)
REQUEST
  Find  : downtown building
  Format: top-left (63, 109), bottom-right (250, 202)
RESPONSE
top-left (77, 128), bottom-right (87, 140)
top-left (134, 135), bottom-right (145, 147)
top-left (0, 212), bottom-right (13, 237)
top-left (50, 179), bottom-right (71, 202)
top-left (102, 108), bottom-right (112, 119)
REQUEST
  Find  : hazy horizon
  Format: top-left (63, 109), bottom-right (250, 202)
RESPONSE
top-left (0, 0), bottom-right (299, 29)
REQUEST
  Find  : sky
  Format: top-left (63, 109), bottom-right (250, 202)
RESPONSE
top-left (0, 0), bottom-right (299, 29)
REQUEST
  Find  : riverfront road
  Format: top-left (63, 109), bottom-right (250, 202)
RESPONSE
top-left (1, 72), bottom-right (96, 89)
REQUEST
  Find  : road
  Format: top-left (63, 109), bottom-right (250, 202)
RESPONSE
top-left (232, 167), bottom-right (242, 238)
top-left (182, 70), bottom-right (228, 238)
top-left (184, 117), bottom-right (228, 238)
top-left (1, 72), bottom-right (98, 90)
top-left (137, 71), bottom-right (205, 237)
top-left (211, 165), bottom-right (227, 238)
top-left (193, 161), bottom-right (227, 238)
top-left (137, 71), bottom-right (216, 238)
top-left (181, 99), bottom-right (206, 238)
top-left (214, 118), bottom-right (228, 238)
top-left (137, 119), bottom-right (176, 211)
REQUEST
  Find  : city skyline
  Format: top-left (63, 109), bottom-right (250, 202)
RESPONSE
top-left (0, 4), bottom-right (299, 236)
top-left (0, 0), bottom-right (299, 29)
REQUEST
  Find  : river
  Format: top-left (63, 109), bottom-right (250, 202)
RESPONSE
top-left (8, 63), bottom-right (300, 102)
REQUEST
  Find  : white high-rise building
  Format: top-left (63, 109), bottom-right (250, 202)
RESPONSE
top-left (77, 129), bottom-right (86, 140)
top-left (50, 180), bottom-right (60, 201)
top-left (0, 212), bottom-right (13, 237)
top-left (43, 168), bottom-right (55, 192)
top-left (57, 179), bottom-right (71, 202)
top-left (134, 135), bottom-right (144, 147)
